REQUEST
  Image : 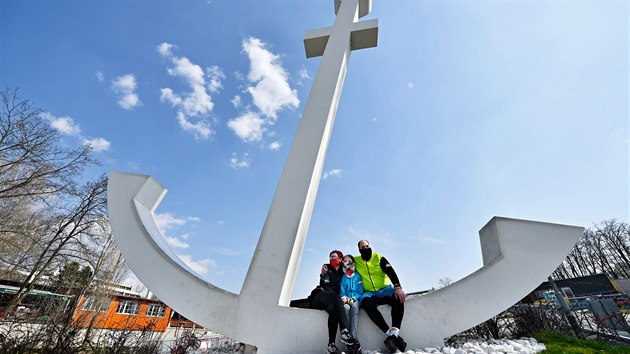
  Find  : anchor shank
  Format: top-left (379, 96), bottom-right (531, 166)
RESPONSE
top-left (240, 0), bottom-right (369, 307)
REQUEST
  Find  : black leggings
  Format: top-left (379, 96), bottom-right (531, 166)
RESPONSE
top-left (360, 295), bottom-right (404, 333)
top-left (310, 290), bottom-right (348, 343)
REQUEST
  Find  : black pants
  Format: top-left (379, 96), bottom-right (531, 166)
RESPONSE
top-left (310, 289), bottom-right (348, 343)
top-left (360, 295), bottom-right (404, 333)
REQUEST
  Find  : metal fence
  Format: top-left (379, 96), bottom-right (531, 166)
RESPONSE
top-left (448, 294), bottom-right (630, 345)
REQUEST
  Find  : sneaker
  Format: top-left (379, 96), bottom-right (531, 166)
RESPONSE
top-left (396, 335), bottom-right (407, 352)
top-left (385, 327), bottom-right (400, 337)
top-left (340, 328), bottom-right (356, 345)
top-left (326, 342), bottom-right (341, 354)
top-left (384, 335), bottom-right (398, 353)
top-left (346, 339), bottom-right (362, 354)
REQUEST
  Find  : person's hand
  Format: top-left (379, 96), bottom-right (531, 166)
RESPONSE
top-left (341, 296), bottom-right (348, 304)
top-left (394, 287), bottom-right (406, 303)
top-left (321, 265), bottom-right (328, 275)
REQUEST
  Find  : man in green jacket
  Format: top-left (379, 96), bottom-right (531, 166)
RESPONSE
top-left (354, 239), bottom-right (406, 353)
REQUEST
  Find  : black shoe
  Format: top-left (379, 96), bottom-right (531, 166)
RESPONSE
top-left (326, 342), bottom-right (341, 354)
top-left (346, 340), bottom-right (362, 354)
top-left (384, 335), bottom-right (398, 353)
top-left (340, 329), bottom-right (356, 345)
top-left (396, 335), bottom-right (407, 352)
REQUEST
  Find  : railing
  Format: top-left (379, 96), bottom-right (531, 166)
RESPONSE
top-left (449, 294), bottom-right (630, 345)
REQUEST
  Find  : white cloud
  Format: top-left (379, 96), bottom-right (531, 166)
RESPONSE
top-left (177, 254), bottom-right (216, 275)
top-left (415, 236), bottom-right (446, 245)
top-left (269, 141), bottom-right (282, 151)
top-left (44, 112), bottom-right (111, 152)
top-left (213, 247), bottom-right (239, 256)
top-left (242, 37), bottom-right (299, 119)
top-left (156, 213), bottom-right (201, 232)
top-left (226, 37), bottom-right (299, 143)
top-left (231, 95), bottom-right (242, 108)
top-left (169, 58), bottom-right (213, 114)
top-left (155, 212), bottom-right (187, 231)
top-left (83, 137), bottom-right (111, 152)
top-left (407, 82), bottom-right (415, 89)
top-left (111, 74), bottom-right (142, 110)
top-left (155, 213), bottom-right (196, 250)
top-left (234, 71), bottom-right (245, 82)
top-left (95, 71), bottom-right (104, 82)
top-left (230, 152), bottom-right (251, 169)
top-left (206, 66), bottom-right (225, 93)
top-left (165, 235), bottom-right (189, 249)
top-left (298, 68), bottom-right (311, 81)
top-left (167, 55), bottom-right (205, 88)
top-left (157, 42), bottom-right (174, 57)
top-left (158, 42), bottom-right (218, 139)
top-left (227, 112), bottom-right (265, 142)
top-left (323, 168), bottom-right (343, 179)
top-left (160, 88), bottom-right (182, 106)
top-left (296, 68), bottom-right (311, 86)
top-left (50, 116), bottom-right (81, 136)
top-left (177, 112), bottom-right (212, 140)
top-left (161, 51), bottom-right (213, 115)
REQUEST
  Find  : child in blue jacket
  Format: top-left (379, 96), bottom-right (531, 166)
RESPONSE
top-left (340, 255), bottom-right (364, 338)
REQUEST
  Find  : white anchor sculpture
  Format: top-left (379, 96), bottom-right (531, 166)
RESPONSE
top-left (108, 0), bottom-right (582, 352)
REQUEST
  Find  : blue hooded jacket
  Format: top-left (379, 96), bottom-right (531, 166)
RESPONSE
top-left (340, 272), bottom-right (364, 303)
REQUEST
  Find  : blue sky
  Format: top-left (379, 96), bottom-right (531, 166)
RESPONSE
top-left (1, 1), bottom-right (627, 299)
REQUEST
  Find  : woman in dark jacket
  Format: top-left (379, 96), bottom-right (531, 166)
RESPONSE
top-left (309, 250), bottom-right (361, 354)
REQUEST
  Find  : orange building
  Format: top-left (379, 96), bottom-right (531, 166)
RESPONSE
top-left (74, 293), bottom-right (172, 332)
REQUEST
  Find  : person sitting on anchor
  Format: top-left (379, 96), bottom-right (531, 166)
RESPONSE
top-left (309, 250), bottom-right (362, 354)
top-left (340, 254), bottom-right (363, 340)
top-left (354, 240), bottom-right (407, 353)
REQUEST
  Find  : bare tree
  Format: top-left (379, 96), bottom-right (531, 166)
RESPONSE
top-left (0, 88), bottom-right (97, 282)
top-left (0, 195), bottom-right (48, 279)
top-left (553, 220), bottom-right (630, 281)
top-left (0, 88), bottom-right (93, 201)
top-left (4, 175), bottom-right (107, 312)
top-left (79, 219), bottom-right (130, 346)
top-left (0, 90), bottom-right (157, 352)
top-left (595, 220), bottom-right (630, 278)
top-left (438, 277), bottom-right (453, 288)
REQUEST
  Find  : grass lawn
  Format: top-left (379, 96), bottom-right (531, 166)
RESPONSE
top-left (534, 331), bottom-right (630, 353)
